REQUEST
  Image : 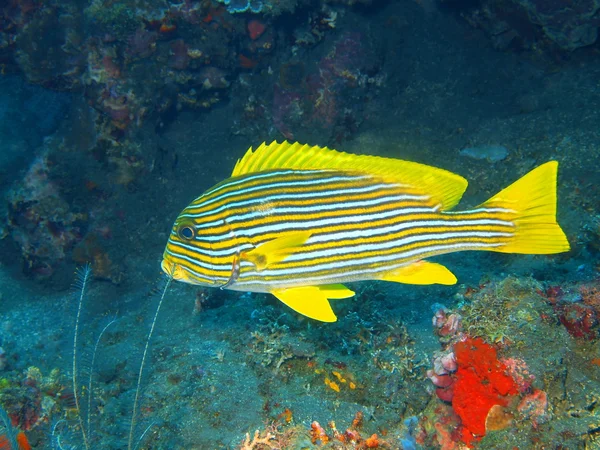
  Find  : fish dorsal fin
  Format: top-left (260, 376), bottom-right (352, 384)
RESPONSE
top-left (232, 141), bottom-right (468, 210)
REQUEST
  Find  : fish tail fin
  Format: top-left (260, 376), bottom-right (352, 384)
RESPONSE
top-left (481, 161), bottom-right (570, 254)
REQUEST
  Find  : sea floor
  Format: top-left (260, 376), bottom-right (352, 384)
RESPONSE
top-left (2, 252), bottom-right (599, 449)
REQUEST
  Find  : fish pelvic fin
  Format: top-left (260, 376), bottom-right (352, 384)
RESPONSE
top-left (481, 161), bottom-right (570, 254)
top-left (381, 261), bottom-right (457, 285)
top-left (271, 284), bottom-right (355, 322)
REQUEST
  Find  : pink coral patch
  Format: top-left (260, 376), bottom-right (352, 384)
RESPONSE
top-left (247, 20), bottom-right (266, 40)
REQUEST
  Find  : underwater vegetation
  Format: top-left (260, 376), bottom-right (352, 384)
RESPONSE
top-left (47, 265), bottom-right (170, 450)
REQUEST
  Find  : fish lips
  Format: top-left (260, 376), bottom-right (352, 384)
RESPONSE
top-left (161, 258), bottom-right (215, 286)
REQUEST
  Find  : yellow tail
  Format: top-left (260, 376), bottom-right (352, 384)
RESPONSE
top-left (480, 161), bottom-right (570, 254)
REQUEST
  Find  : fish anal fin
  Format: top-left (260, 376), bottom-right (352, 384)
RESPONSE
top-left (243, 231), bottom-right (311, 270)
top-left (382, 261), bottom-right (457, 285)
top-left (318, 284), bottom-right (355, 299)
top-left (271, 284), bottom-right (355, 322)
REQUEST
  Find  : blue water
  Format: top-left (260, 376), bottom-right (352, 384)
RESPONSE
top-left (0, 1), bottom-right (599, 449)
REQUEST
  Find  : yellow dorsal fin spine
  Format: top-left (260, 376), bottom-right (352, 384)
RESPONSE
top-left (294, 143), bottom-right (316, 168)
top-left (275, 141), bottom-right (303, 168)
top-left (246, 144), bottom-right (268, 173)
top-left (481, 161), bottom-right (570, 254)
top-left (232, 141), bottom-right (469, 211)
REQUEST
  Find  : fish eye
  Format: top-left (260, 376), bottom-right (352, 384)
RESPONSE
top-left (177, 224), bottom-right (195, 240)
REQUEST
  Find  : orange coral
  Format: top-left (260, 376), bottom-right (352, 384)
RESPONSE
top-left (332, 371), bottom-right (346, 382)
top-left (365, 433), bottom-right (380, 448)
top-left (310, 421), bottom-right (329, 444)
top-left (328, 421), bottom-right (344, 442)
top-left (159, 23), bottom-right (176, 34)
top-left (351, 411), bottom-right (363, 429)
top-left (278, 408), bottom-right (293, 424)
top-left (324, 377), bottom-right (340, 392)
top-left (0, 432), bottom-right (31, 450)
top-left (452, 337), bottom-right (518, 446)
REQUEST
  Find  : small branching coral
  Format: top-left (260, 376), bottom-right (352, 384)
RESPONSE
top-left (240, 429), bottom-right (275, 449)
top-left (239, 421), bottom-right (308, 450)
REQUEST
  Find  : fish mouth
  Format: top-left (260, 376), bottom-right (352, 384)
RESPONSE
top-left (161, 258), bottom-right (204, 285)
top-left (161, 259), bottom-right (184, 281)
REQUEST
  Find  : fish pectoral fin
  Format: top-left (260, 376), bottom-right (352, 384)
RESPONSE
top-left (243, 231), bottom-right (312, 270)
top-left (381, 261), bottom-right (457, 285)
top-left (271, 284), bottom-right (355, 322)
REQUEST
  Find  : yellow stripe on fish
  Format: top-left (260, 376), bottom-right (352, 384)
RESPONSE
top-left (162, 141), bottom-right (570, 322)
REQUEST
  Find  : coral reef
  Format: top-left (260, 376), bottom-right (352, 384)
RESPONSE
top-left (272, 30), bottom-right (385, 143)
top-left (1, 0), bottom-right (345, 147)
top-left (424, 332), bottom-right (530, 447)
top-left (5, 150), bottom-right (87, 279)
top-left (544, 280), bottom-right (600, 340)
top-left (2, 0), bottom-right (377, 279)
top-left (235, 411), bottom-right (393, 448)
top-left (459, 277), bottom-right (545, 345)
top-left (461, 0), bottom-right (600, 54)
top-left (421, 276), bottom-right (600, 448)
top-left (0, 366), bottom-right (62, 434)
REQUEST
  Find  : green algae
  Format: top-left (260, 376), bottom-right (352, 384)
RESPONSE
top-left (85, 0), bottom-right (140, 36)
top-left (459, 276), bottom-right (548, 347)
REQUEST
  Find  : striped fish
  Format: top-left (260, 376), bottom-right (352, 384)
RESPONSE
top-left (161, 141), bottom-right (570, 322)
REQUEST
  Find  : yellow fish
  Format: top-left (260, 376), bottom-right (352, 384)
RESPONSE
top-left (161, 141), bottom-right (569, 322)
